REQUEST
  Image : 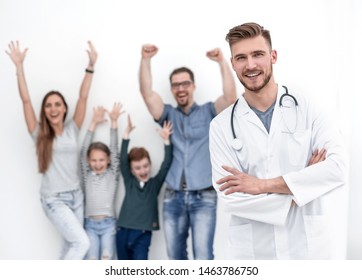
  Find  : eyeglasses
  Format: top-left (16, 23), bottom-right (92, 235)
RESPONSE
top-left (171, 80), bottom-right (193, 90)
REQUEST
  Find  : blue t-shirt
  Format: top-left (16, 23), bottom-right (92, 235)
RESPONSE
top-left (157, 102), bottom-right (216, 191)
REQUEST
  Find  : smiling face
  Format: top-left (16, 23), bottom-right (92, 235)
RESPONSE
top-left (130, 157), bottom-right (151, 183)
top-left (170, 72), bottom-right (195, 109)
top-left (230, 35), bottom-right (277, 93)
top-left (43, 93), bottom-right (67, 127)
top-left (88, 149), bottom-right (110, 175)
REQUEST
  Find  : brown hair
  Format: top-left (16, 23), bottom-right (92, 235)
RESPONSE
top-left (128, 147), bottom-right (151, 164)
top-left (36, 91), bottom-right (68, 173)
top-left (87, 142), bottom-right (111, 157)
top-left (169, 67), bottom-right (195, 83)
top-left (225, 22), bottom-right (272, 50)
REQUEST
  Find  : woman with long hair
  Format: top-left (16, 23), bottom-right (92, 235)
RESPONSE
top-left (6, 40), bottom-right (97, 259)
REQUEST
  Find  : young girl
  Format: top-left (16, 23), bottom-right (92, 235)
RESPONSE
top-left (116, 115), bottom-right (173, 260)
top-left (6, 40), bottom-right (97, 259)
top-left (80, 103), bottom-right (123, 260)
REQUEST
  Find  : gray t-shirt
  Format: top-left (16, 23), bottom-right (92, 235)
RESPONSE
top-left (31, 120), bottom-right (80, 196)
top-left (250, 102), bottom-right (276, 133)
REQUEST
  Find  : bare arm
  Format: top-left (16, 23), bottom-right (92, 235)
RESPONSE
top-left (206, 48), bottom-right (237, 114)
top-left (107, 102), bottom-right (124, 175)
top-left (73, 41), bottom-right (98, 128)
top-left (139, 44), bottom-right (164, 120)
top-left (6, 41), bottom-right (37, 133)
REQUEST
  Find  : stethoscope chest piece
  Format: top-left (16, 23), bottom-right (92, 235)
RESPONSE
top-left (231, 138), bottom-right (243, 150)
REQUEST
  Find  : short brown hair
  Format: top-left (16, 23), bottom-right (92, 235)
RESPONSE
top-left (169, 67), bottom-right (195, 83)
top-left (225, 22), bottom-right (272, 50)
top-left (128, 147), bottom-right (151, 163)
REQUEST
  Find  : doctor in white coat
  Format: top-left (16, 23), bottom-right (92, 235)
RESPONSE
top-left (209, 22), bottom-right (346, 259)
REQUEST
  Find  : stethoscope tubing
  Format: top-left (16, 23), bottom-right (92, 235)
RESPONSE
top-left (230, 85), bottom-right (298, 141)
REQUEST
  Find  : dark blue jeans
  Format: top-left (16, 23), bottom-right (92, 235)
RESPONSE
top-left (116, 227), bottom-right (152, 260)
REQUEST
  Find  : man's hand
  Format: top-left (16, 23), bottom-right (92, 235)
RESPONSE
top-left (206, 48), bottom-right (224, 63)
top-left (141, 44), bottom-right (158, 59)
top-left (217, 165), bottom-right (264, 195)
top-left (308, 148), bottom-right (326, 166)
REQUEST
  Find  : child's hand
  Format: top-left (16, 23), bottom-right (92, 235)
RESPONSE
top-left (92, 106), bottom-right (107, 124)
top-left (123, 114), bottom-right (135, 139)
top-left (107, 102), bottom-right (124, 122)
top-left (157, 121), bottom-right (173, 144)
top-left (88, 106), bottom-right (106, 131)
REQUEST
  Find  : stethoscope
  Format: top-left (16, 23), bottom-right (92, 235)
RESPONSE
top-left (231, 85), bottom-right (299, 150)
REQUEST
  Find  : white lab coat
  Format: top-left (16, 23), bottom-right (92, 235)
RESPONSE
top-left (209, 84), bottom-right (346, 259)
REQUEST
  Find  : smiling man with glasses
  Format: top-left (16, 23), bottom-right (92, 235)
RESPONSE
top-left (139, 44), bottom-right (236, 260)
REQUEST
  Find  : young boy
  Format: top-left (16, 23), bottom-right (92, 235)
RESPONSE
top-left (116, 115), bottom-right (172, 260)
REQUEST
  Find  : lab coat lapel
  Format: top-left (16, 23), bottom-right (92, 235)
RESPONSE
top-left (237, 96), bottom-right (267, 133)
top-left (268, 87), bottom-right (284, 137)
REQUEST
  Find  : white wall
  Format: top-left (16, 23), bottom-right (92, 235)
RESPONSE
top-left (346, 0), bottom-right (362, 260)
top-left (0, 0), bottom-right (358, 259)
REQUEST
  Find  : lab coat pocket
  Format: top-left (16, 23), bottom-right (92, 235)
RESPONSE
top-left (304, 215), bottom-right (330, 259)
top-left (227, 223), bottom-right (254, 259)
top-left (287, 129), bottom-right (312, 167)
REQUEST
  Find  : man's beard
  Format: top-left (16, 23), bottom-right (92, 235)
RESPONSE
top-left (239, 68), bottom-right (273, 92)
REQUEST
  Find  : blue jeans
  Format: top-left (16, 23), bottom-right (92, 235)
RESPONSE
top-left (163, 187), bottom-right (217, 260)
top-left (41, 189), bottom-right (90, 260)
top-left (84, 217), bottom-right (116, 260)
top-left (116, 227), bottom-right (152, 260)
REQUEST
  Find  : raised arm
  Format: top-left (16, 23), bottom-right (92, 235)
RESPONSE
top-left (139, 44), bottom-right (164, 120)
top-left (107, 102), bottom-right (124, 174)
top-left (87, 106), bottom-right (107, 133)
top-left (73, 41), bottom-right (98, 128)
top-left (154, 121), bottom-right (173, 191)
top-left (120, 114), bottom-right (135, 179)
top-left (6, 41), bottom-right (37, 133)
top-left (122, 114), bottom-right (135, 140)
top-left (206, 48), bottom-right (237, 114)
top-left (80, 106), bottom-right (106, 180)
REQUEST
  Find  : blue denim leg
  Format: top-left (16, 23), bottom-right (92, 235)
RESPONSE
top-left (116, 227), bottom-right (129, 260)
top-left (85, 220), bottom-right (100, 259)
top-left (189, 189), bottom-right (217, 259)
top-left (41, 189), bottom-right (90, 260)
top-left (116, 227), bottom-right (152, 260)
top-left (85, 217), bottom-right (116, 260)
top-left (131, 230), bottom-right (152, 260)
top-left (163, 190), bottom-right (189, 260)
top-left (163, 188), bottom-right (217, 260)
